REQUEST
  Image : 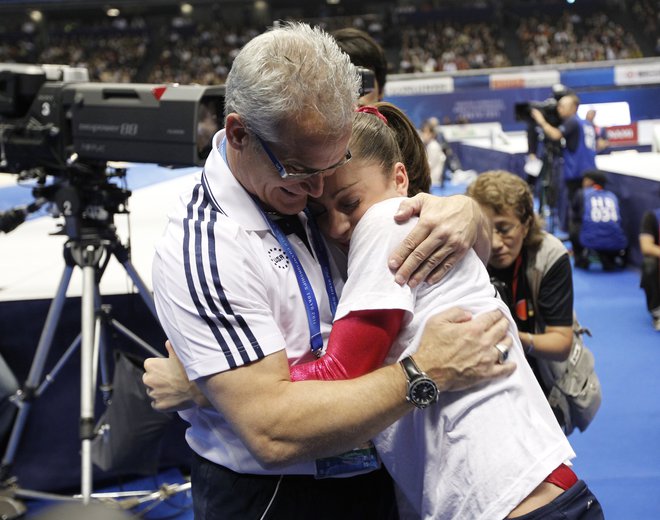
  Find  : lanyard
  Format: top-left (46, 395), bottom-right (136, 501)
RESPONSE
top-left (511, 254), bottom-right (523, 305)
top-left (219, 138), bottom-right (338, 356)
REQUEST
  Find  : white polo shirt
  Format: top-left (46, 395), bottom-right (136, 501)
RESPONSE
top-left (152, 129), bottom-right (343, 475)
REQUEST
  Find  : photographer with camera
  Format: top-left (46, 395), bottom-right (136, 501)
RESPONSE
top-left (525, 84), bottom-right (569, 166)
top-left (332, 27), bottom-right (388, 106)
top-left (530, 92), bottom-right (597, 230)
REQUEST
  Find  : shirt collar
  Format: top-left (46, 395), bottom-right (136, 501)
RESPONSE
top-left (202, 129), bottom-right (271, 232)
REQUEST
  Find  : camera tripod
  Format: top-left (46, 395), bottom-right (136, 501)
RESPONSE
top-left (537, 142), bottom-right (562, 234)
top-left (0, 201), bottom-right (189, 516)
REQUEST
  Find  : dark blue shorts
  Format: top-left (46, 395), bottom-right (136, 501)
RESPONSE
top-left (513, 480), bottom-right (604, 520)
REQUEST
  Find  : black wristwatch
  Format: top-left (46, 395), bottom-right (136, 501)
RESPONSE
top-left (400, 356), bottom-right (439, 409)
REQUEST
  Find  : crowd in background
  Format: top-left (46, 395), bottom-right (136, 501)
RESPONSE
top-left (630, 0), bottom-right (660, 54)
top-left (147, 19), bottom-right (258, 85)
top-left (39, 17), bottom-right (149, 82)
top-left (0, 2), bottom-right (655, 84)
top-left (398, 21), bottom-right (511, 72)
top-left (517, 11), bottom-right (642, 65)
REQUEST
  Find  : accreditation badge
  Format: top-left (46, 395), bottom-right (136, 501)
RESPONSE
top-left (314, 441), bottom-right (380, 478)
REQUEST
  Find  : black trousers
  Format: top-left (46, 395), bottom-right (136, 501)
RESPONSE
top-left (641, 255), bottom-right (660, 312)
top-left (191, 453), bottom-right (399, 520)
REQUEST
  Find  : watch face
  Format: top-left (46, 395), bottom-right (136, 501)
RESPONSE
top-left (409, 378), bottom-right (438, 408)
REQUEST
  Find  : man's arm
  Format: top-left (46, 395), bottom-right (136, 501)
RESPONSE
top-left (145, 308), bottom-right (514, 467)
top-left (388, 193), bottom-right (491, 287)
top-left (530, 108), bottom-right (563, 142)
top-left (640, 234), bottom-right (660, 258)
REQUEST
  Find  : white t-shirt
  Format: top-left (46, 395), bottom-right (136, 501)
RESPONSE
top-left (152, 130), bottom-right (344, 475)
top-left (337, 197), bottom-right (575, 520)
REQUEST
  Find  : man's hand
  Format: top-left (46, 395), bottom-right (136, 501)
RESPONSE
top-left (530, 108), bottom-right (546, 125)
top-left (388, 193), bottom-right (490, 287)
top-left (414, 308), bottom-right (515, 392)
top-left (143, 340), bottom-right (206, 412)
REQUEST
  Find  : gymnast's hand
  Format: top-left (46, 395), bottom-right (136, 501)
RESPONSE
top-left (143, 340), bottom-right (208, 412)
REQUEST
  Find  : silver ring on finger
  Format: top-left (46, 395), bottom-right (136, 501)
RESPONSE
top-left (493, 343), bottom-right (509, 364)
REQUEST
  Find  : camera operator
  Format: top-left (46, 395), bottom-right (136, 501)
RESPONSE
top-left (525, 84), bottom-right (569, 166)
top-left (531, 92), bottom-right (597, 230)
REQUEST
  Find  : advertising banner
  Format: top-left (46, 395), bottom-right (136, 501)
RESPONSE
top-left (614, 62), bottom-right (660, 86)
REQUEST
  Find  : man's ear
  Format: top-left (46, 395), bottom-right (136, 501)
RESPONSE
top-left (394, 162), bottom-right (409, 196)
top-left (225, 113), bottom-right (249, 150)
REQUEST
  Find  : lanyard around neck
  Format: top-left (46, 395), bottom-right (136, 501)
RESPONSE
top-left (511, 253), bottom-right (523, 305)
top-left (220, 137), bottom-right (338, 356)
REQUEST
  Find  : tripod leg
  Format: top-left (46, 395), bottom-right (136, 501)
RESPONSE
top-left (94, 296), bottom-right (113, 404)
top-left (80, 248), bottom-right (99, 504)
top-left (108, 318), bottom-right (163, 358)
top-left (108, 242), bottom-right (164, 358)
top-left (1, 265), bottom-right (74, 479)
top-left (112, 243), bottom-right (157, 319)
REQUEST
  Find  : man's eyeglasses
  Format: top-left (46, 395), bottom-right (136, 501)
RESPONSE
top-left (493, 222), bottom-right (521, 238)
top-left (254, 133), bottom-right (351, 180)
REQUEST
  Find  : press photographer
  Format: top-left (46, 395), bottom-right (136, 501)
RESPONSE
top-left (515, 83), bottom-right (570, 162)
top-left (529, 92), bottom-right (597, 232)
top-left (513, 85), bottom-right (572, 231)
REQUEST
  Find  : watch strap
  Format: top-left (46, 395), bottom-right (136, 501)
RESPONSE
top-left (400, 356), bottom-right (422, 381)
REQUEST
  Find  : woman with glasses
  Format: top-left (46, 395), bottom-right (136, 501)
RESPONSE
top-left (467, 171), bottom-right (575, 427)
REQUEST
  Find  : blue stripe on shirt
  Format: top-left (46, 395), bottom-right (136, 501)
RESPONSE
top-left (183, 183), bottom-right (238, 368)
top-left (204, 208), bottom-right (265, 360)
top-left (182, 182), bottom-right (265, 368)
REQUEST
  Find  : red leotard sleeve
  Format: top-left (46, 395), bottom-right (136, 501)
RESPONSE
top-left (289, 309), bottom-right (405, 382)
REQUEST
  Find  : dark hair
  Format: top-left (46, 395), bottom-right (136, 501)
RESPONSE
top-left (332, 28), bottom-right (388, 97)
top-left (350, 102), bottom-right (430, 197)
top-left (583, 169), bottom-right (607, 187)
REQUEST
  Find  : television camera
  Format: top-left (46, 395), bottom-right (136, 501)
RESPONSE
top-left (514, 83), bottom-right (570, 127)
top-left (0, 63), bottom-right (225, 236)
top-left (513, 84), bottom-right (571, 234)
top-left (0, 64), bottom-right (227, 511)
top-left (514, 97), bottom-right (560, 126)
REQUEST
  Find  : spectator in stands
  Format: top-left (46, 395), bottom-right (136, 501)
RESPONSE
top-left (467, 170), bottom-right (575, 430)
top-left (38, 17), bottom-right (148, 82)
top-left (517, 12), bottom-right (642, 66)
top-left (397, 21), bottom-right (510, 73)
top-left (569, 170), bottom-right (627, 271)
top-left (332, 27), bottom-right (388, 105)
top-left (420, 119), bottom-right (446, 187)
top-left (639, 208), bottom-right (660, 331)
top-left (531, 93), bottom-right (597, 230)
